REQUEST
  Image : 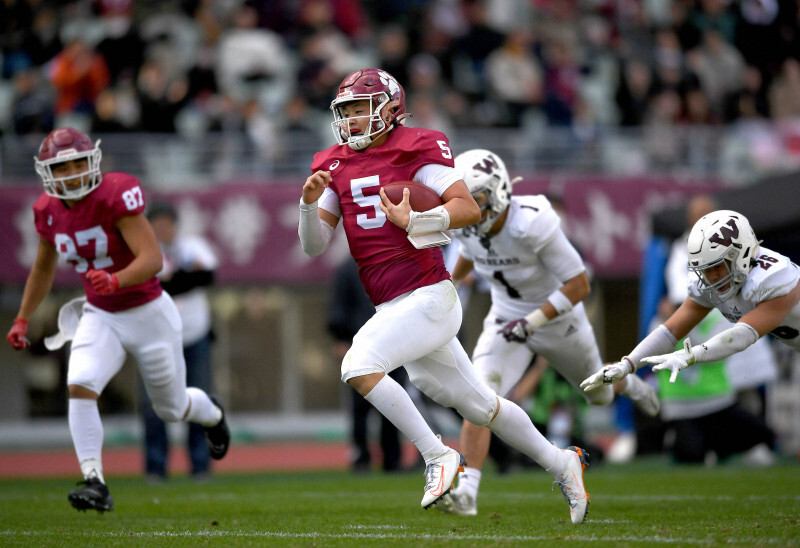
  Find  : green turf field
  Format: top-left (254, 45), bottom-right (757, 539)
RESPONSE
top-left (1, 459), bottom-right (798, 546)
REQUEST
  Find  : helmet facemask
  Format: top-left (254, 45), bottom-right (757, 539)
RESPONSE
top-left (331, 94), bottom-right (398, 151)
top-left (35, 134), bottom-right (102, 200)
top-left (686, 209), bottom-right (759, 306)
top-left (689, 250), bottom-right (745, 306)
top-left (330, 68), bottom-right (407, 151)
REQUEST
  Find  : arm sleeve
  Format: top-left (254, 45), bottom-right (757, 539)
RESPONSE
top-left (298, 199), bottom-right (335, 257)
top-left (691, 322), bottom-right (760, 363)
top-left (628, 324), bottom-right (679, 370)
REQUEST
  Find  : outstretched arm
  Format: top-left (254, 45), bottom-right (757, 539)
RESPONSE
top-left (644, 280), bottom-right (800, 382)
top-left (580, 297), bottom-right (711, 390)
top-left (7, 238), bottom-right (58, 349)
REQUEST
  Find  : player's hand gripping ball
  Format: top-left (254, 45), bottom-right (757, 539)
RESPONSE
top-left (382, 181), bottom-right (443, 212)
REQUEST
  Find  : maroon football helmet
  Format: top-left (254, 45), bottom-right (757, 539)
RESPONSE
top-left (330, 68), bottom-right (408, 150)
top-left (34, 127), bottom-right (102, 199)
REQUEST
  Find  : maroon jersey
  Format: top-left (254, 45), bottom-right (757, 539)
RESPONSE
top-left (311, 126), bottom-right (453, 305)
top-left (33, 172), bottom-right (162, 312)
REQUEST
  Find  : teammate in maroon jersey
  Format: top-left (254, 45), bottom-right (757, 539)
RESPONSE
top-left (299, 69), bottom-right (591, 522)
top-left (6, 128), bottom-right (230, 513)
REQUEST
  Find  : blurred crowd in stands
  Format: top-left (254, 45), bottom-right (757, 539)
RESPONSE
top-left (2, 0), bottom-right (800, 165)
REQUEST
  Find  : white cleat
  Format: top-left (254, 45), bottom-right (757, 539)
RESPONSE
top-left (437, 490), bottom-right (477, 516)
top-left (628, 374), bottom-right (661, 417)
top-left (421, 447), bottom-right (465, 509)
top-left (552, 446), bottom-right (590, 524)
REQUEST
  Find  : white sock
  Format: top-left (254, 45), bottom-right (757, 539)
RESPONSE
top-left (363, 374), bottom-right (447, 462)
top-left (457, 466), bottom-right (482, 497)
top-left (488, 397), bottom-right (561, 473)
top-left (69, 398), bottom-right (105, 483)
top-left (184, 387), bottom-right (222, 426)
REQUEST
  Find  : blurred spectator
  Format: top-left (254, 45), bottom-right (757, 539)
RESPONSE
top-left (724, 65), bottom-right (770, 123)
top-left (542, 37), bottom-right (580, 126)
top-left (90, 89), bottom-right (131, 133)
top-left (136, 59), bottom-right (189, 133)
top-left (689, 0), bottom-right (738, 44)
top-left (448, 0), bottom-right (505, 101)
top-left (616, 59), bottom-right (658, 127)
top-left (47, 38), bottom-right (111, 118)
top-left (11, 68), bottom-right (54, 135)
top-left (375, 25), bottom-right (410, 86)
top-left (484, 29), bottom-right (544, 127)
top-left (94, 10), bottom-right (144, 85)
top-left (0, 0), bottom-right (36, 78)
top-left (768, 58), bottom-right (800, 120)
top-left (24, 7), bottom-right (63, 68)
top-left (686, 29), bottom-right (746, 117)
top-left (215, 4), bottom-right (293, 111)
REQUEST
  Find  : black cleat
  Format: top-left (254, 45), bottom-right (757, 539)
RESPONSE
top-left (205, 395), bottom-right (230, 460)
top-left (68, 477), bottom-right (114, 513)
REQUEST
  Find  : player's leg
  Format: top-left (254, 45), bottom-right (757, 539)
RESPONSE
top-left (443, 313), bottom-right (535, 515)
top-left (125, 294), bottom-right (228, 459)
top-left (535, 306), bottom-right (659, 417)
top-left (342, 281), bottom-right (465, 508)
top-left (406, 336), bottom-right (590, 523)
top-left (65, 307), bottom-right (126, 512)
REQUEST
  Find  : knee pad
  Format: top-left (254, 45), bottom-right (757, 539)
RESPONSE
top-left (455, 396), bottom-right (497, 428)
top-left (411, 371), bottom-right (496, 427)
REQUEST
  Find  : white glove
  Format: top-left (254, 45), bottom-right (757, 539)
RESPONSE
top-left (580, 358), bottom-right (634, 392)
top-left (641, 338), bottom-right (696, 384)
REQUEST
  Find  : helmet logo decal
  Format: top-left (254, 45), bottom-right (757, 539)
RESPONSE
top-left (329, 160), bottom-right (340, 170)
top-left (377, 71), bottom-right (400, 96)
top-left (708, 220), bottom-right (739, 247)
top-left (472, 155), bottom-right (500, 175)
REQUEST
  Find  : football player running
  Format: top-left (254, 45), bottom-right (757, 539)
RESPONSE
top-left (299, 69), bottom-right (591, 523)
top-left (581, 210), bottom-right (800, 396)
top-left (438, 149), bottom-right (659, 517)
top-left (6, 128), bottom-right (230, 513)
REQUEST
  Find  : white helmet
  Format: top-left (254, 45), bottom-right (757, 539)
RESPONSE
top-left (454, 149), bottom-right (519, 235)
top-left (686, 209), bottom-right (759, 305)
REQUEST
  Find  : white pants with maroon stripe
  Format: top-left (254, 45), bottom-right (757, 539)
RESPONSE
top-left (342, 280), bottom-right (498, 427)
top-left (67, 292), bottom-right (190, 422)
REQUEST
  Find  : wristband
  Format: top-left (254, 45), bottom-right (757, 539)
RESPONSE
top-left (299, 198), bottom-right (318, 211)
top-left (621, 356), bottom-right (636, 373)
top-left (547, 289), bottom-right (573, 316)
top-left (406, 205), bottom-right (450, 234)
top-left (523, 308), bottom-right (549, 329)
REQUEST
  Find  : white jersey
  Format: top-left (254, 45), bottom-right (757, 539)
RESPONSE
top-left (453, 195), bottom-right (606, 401)
top-left (688, 246), bottom-right (800, 352)
top-left (453, 195), bottom-right (586, 320)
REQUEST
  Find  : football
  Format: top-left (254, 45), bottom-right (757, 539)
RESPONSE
top-left (382, 181), bottom-right (443, 212)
